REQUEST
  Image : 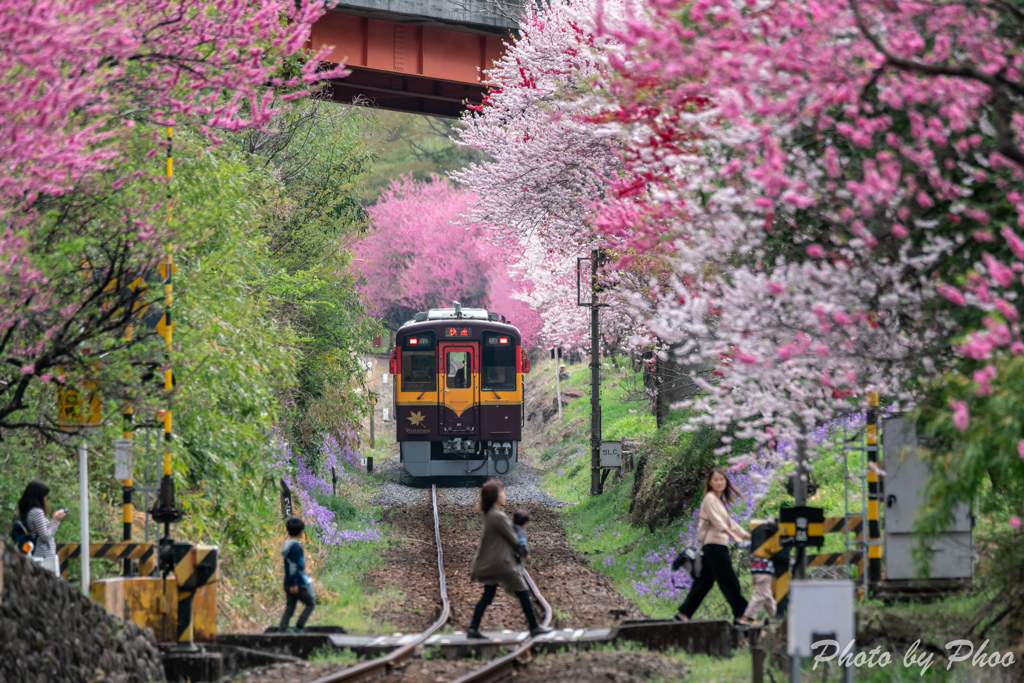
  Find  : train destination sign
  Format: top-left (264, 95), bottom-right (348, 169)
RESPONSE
top-left (445, 326), bottom-right (472, 338)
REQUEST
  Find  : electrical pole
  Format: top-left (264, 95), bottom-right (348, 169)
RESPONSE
top-left (590, 249), bottom-right (602, 496)
top-left (553, 347), bottom-right (563, 420)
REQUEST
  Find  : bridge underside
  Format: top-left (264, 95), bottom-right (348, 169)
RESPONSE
top-left (328, 65), bottom-right (487, 118)
top-left (312, 9), bottom-right (511, 117)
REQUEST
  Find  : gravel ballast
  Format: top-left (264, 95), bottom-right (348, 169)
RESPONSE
top-left (371, 450), bottom-right (566, 509)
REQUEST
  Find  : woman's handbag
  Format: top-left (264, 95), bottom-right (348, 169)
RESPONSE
top-left (671, 523), bottom-right (709, 578)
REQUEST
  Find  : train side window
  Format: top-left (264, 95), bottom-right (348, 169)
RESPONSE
top-left (446, 351), bottom-right (471, 389)
top-left (401, 333), bottom-right (435, 392)
top-left (482, 333), bottom-right (516, 392)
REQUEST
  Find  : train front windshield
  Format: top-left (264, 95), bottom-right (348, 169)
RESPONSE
top-left (482, 332), bottom-right (516, 391)
top-left (402, 332), bottom-right (436, 391)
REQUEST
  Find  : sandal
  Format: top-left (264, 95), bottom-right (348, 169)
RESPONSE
top-left (673, 613), bottom-right (689, 622)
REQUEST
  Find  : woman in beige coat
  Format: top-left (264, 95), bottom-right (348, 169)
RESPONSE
top-left (676, 468), bottom-right (754, 625)
top-left (467, 480), bottom-right (551, 639)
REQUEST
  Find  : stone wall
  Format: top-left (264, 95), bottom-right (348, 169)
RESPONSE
top-left (0, 543), bottom-right (165, 683)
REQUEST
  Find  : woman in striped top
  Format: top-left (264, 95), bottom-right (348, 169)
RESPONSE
top-left (18, 481), bottom-right (65, 560)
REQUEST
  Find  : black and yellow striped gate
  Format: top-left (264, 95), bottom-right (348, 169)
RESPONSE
top-left (751, 514), bottom-right (864, 616)
top-left (57, 542), bottom-right (158, 579)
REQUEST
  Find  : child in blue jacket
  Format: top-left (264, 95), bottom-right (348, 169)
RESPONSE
top-left (280, 517), bottom-right (315, 632)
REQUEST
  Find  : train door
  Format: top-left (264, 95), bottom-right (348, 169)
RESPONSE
top-left (439, 342), bottom-right (478, 434)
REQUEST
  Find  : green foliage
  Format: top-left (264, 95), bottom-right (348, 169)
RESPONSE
top-left (0, 131), bottom-right (297, 579)
top-left (359, 111), bottom-right (485, 202)
top-left (237, 99), bottom-right (384, 453)
top-left (314, 492), bottom-right (359, 524)
top-left (308, 646), bottom-right (359, 667)
top-left (915, 352), bottom-right (1024, 583)
top-left (170, 141), bottom-right (299, 550)
top-left (310, 526), bottom-right (399, 633)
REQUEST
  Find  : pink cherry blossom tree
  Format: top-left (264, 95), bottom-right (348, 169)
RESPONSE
top-left (353, 175), bottom-right (542, 345)
top-left (589, 0), bottom-right (1024, 449)
top-left (0, 0), bottom-right (344, 434)
top-left (453, 0), bottom-right (649, 354)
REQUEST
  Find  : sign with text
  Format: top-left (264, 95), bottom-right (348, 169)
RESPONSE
top-left (780, 505), bottom-right (825, 547)
top-left (600, 441), bottom-right (622, 468)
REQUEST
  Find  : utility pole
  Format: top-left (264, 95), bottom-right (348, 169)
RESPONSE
top-left (552, 347), bottom-right (563, 420)
top-left (589, 250), bottom-right (602, 496)
top-left (577, 248), bottom-right (604, 496)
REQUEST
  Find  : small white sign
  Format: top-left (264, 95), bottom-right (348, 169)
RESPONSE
top-left (788, 580), bottom-right (855, 657)
top-left (600, 441), bottom-right (622, 468)
top-left (382, 408), bottom-right (390, 422)
top-left (382, 374), bottom-right (389, 385)
top-left (114, 438), bottom-right (133, 480)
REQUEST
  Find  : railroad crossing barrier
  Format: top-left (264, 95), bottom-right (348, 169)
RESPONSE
top-left (57, 541), bottom-right (158, 579)
top-left (751, 514), bottom-right (864, 616)
top-left (56, 541), bottom-right (218, 643)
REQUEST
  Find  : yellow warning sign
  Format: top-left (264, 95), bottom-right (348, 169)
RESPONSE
top-left (57, 386), bottom-right (83, 429)
top-left (156, 314), bottom-right (176, 344)
top-left (157, 257), bottom-right (178, 280)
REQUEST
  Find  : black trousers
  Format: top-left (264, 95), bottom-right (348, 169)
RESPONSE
top-left (469, 584), bottom-right (539, 630)
top-left (678, 544), bottom-right (748, 619)
top-left (281, 586), bottom-right (316, 629)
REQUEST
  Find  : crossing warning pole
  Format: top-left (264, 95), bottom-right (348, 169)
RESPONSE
top-left (152, 125), bottom-right (183, 581)
top-left (792, 428), bottom-right (809, 580)
top-left (122, 400), bottom-right (134, 576)
top-left (866, 392), bottom-right (882, 584)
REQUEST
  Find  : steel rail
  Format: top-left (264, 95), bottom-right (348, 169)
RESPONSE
top-left (448, 562), bottom-right (553, 683)
top-left (307, 485), bottom-right (451, 683)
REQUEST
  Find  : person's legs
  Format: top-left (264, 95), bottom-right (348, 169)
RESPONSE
top-left (743, 574), bottom-right (772, 621)
top-left (677, 556), bottom-right (716, 618)
top-left (280, 591), bottom-right (298, 630)
top-left (295, 587), bottom-right (316, 629)
top-left (763, 576), bottom-right (777, 619)
top-left (704, 545), bottom-right (749, 619)
top-left (515, 590), bottom-right (540, 630)
top-left (469, 584), bottom-right (498, 630)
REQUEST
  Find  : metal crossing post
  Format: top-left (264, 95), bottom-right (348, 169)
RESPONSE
top-left (793, 422), bottom-right (809, 579)
top-left (122, 404), bottom-right (134, 576)
top-left (866, 392), bottom-right (882, 584)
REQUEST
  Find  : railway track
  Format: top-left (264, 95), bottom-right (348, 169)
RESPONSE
top-left (306, 485), bottom-right (450, 683)
top-left (449, 567), bottom-right (553, 683)
top-left (303, 485), bottom-right (552, 683)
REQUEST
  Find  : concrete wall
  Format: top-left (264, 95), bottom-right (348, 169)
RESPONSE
top-left (1, 544), bottom-right (166, 683)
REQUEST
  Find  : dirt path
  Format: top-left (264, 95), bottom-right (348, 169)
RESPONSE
top-left (363, 504), bottom-right (444, 632)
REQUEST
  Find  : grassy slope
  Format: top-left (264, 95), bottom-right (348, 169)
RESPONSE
top-left (307, 429), bottom-right (406, 633)
top-left (534, 356), bottom-right (750, 619)
top-left (530, 357), bottom-right (1010, 681)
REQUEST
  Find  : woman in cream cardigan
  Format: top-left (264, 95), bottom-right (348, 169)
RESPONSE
top-left (676, 468), bottom-right (754, 625)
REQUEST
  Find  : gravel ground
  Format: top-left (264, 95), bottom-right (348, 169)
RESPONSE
top-left (371, 450), bottom-right (566, 509)
top-left (229, 648), bottom-right (692, 683)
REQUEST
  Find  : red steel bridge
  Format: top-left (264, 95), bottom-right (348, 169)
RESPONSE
top-left (311, 0), bottom-right (519, 117)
